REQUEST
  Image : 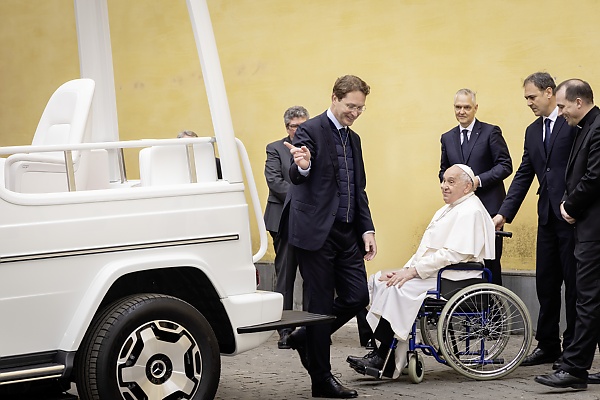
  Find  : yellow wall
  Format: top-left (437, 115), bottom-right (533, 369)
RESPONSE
top-left (2, 0), bottom-right (600, 274)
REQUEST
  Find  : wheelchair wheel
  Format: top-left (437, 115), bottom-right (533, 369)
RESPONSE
top-left (407, 352), bottom-right (424, 384)
top-left (437, 284), bottom-right (532, 380)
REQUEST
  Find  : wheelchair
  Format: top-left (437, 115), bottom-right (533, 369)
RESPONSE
top-left (356, 233), bottom-right (533, 383)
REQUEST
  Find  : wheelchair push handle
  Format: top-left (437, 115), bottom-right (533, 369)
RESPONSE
top-left (495, 231), bottom-right (512, 238)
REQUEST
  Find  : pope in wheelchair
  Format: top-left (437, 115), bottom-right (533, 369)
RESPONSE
top-left (347, 164), bottom-right (532, 382)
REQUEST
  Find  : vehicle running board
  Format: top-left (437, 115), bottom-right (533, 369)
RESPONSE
top-left (0, 363), bottom-right (65, 385)
top-left (237, 310), bottom-right (335, 334)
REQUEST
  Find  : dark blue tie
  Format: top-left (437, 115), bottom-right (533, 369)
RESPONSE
top-left (461, 129), bottom-right (469, 161)
top-left (544, 118), bottom-right (552, 152)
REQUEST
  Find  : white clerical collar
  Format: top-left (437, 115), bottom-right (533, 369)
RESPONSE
top-left (451, 191), bottom-right (475, 207)
top-left (327, 108), bottom-right (346, 130)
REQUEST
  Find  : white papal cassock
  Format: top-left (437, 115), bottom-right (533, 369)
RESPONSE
top-left (366, 192), bottom-right (495, 377)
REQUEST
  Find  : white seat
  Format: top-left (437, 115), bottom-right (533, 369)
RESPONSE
top-left (4, 78), bottom-right (98, 193)
top-left (139, 143), bottom-right (218, 187)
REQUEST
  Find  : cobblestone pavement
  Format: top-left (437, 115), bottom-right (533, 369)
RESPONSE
top-left (215, 319), bottom-right (600, 400)
top-left (10, 320), bottom-right (600, 400)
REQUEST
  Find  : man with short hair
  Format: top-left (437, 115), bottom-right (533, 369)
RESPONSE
top-left (440, 89), bottom-right (512, 285)
top-left (494, 72), bottom-right (577, 368)
top-left (264, 105), bottom-right (309, 348)
top-left (282, 75), bottom-right (376, 398)
top-left (347, 164), bottom-right (495, 378)
top-left (536, 79), bottom-right (600, 390)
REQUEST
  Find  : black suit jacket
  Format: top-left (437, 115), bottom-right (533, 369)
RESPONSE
top-left (264, 136), bottom-right (293, 233)
top-left (440, 119), bottom-right (513, 215)
top-left (563, 106), bottom-right (600, 242)
top-left (282, 111), bottom-right (374, 251)
top-left (498, 115), bottom-right (576, 225)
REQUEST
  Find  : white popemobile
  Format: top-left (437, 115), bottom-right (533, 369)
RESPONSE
top-left (0, 1), bottom-right (330, 399)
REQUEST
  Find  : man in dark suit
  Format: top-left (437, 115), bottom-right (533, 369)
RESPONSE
top-left (536, 79), bottom-right (600, 390)
top-left (493, 72), bottom-right (577, 368)
top-left (439, 88), bottom-right (513, 285)
top-left (264, 105), bottom-right (309, 349)
top-left (282, 75), bottom-right (376, 398)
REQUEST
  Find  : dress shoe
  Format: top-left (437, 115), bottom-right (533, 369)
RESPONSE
top-left (552, 356), bottom-right (563, 370)
top-left (277, 330), bottom-right (291, 349)
top-left (347, 350), bottom-right (379, 368)
top-left (520, 347), bottom-right (561, 366)
top-left (535, 369), bottom-right (587, 390)
top-left (287, 329), bottom-right (310, 370)
top-left (587, 372), bottom-right (600, 384)
top-left (311, 375), bottom-right (357, 398)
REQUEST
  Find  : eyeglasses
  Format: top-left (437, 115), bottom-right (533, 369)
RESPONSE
top-left (341, 102), bottom-right (366, 113)
top-left (287, 123), bottom-right (301, 129)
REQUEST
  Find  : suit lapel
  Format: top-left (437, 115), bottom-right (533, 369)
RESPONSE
top-left (463, 120), bottom-right (481, 162)
top-left (453, 127), bottom-right (463, 161)
top-left (546, 117), bottom-right (564, 158)
top-left (321, 114), bottom-right (340, 181)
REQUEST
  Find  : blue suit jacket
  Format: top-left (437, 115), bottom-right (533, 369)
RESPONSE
top-left (281, 111), bottom-right (374, 251)
top-left (498, 115), bottom-right (576, 225)
top-left (440, 119), bottom-right (513, 215)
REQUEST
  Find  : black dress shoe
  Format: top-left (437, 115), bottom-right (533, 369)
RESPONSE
top-left (287, 329), bottom-right (310, 370)
top-left (552, 356), bottom-right (563, 370)
top-left (535, 370), bottom-right (587, 390)
top-left (521, 347), bottom-right (561, 366)
top-left (277, 330), bottom-right (292, 349)
top-left (587, 372), bottom-right (600, 384)
top-left (312, 375), bottom-right (357, 398)
top-left (347, 350), bottom-right (378, 367)
top-left (347, 351), bottom-right (385, 371)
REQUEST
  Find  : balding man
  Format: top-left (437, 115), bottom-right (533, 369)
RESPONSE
top-left (536, 79), bottom-right (600, 390)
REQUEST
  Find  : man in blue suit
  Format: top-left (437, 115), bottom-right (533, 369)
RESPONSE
top-left (264, 105), bottom-right (309, 349)
top-left (494, 72), bottom-right (577, 368)
top-left (282, 75), bottom-right (376, 398)
top-left (439, 88), bottom-right (512, 285)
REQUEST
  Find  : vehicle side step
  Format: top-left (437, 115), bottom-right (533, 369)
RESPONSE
top-left (237, 310), bottom-right (335, 334)
top-left (0, 363), bottom-right (65, 385)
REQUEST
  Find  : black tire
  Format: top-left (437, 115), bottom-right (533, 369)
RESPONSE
top-left (75, 294), bottom-right (220, 400)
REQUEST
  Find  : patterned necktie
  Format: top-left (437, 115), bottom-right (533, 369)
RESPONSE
top-left (461, 129), bottom-right (469, 160)
top-left (544, 118), bottom-right (552, 153)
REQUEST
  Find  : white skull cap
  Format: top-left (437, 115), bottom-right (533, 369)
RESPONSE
top-left (454, 163), bottom-right (475, 184)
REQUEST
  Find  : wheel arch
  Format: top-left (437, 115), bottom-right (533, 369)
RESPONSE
top-left (60, 258), bottom-right (236, 375)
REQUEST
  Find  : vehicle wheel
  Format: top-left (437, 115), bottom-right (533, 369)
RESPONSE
top-left (407, 352), bottom-right (424, 384)
top-left (75, 294), bottom-right (220, 400)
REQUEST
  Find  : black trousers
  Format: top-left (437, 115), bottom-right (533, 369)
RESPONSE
top-left (356, 308), bottom-right (374, 346)
top-left (562, 239), bottom-right (600, 380)
top-left (534, 213), bottom-right (577, 353)
top-left (295, 220), bottom-right (370, 383)
top-left (270, 231), bottom-right (301, 312)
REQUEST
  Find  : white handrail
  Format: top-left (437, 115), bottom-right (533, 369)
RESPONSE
top-left (0, 137), bottom-right (215, 156)
top-left (235, 138), bottom-right (267, 263)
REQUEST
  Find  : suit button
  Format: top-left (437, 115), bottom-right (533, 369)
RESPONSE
top-left (332, 212), bottom-right (336, 216)
top-left (337, 192), bottom-right (341, 197)
top-left (547, 168), bottom-right (550, 172)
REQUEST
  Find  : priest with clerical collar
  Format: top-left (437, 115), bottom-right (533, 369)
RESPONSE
top-left (347, 164), bottom-right (495, 378)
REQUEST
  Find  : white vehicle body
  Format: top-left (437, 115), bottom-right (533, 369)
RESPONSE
top-left (0, 1), bottom-right (326, 399)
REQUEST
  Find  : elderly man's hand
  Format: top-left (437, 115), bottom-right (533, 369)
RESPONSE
top-left (380, 267), bottom-right (418, 288)
top-left (284, 141), bottom-right (311, 170)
